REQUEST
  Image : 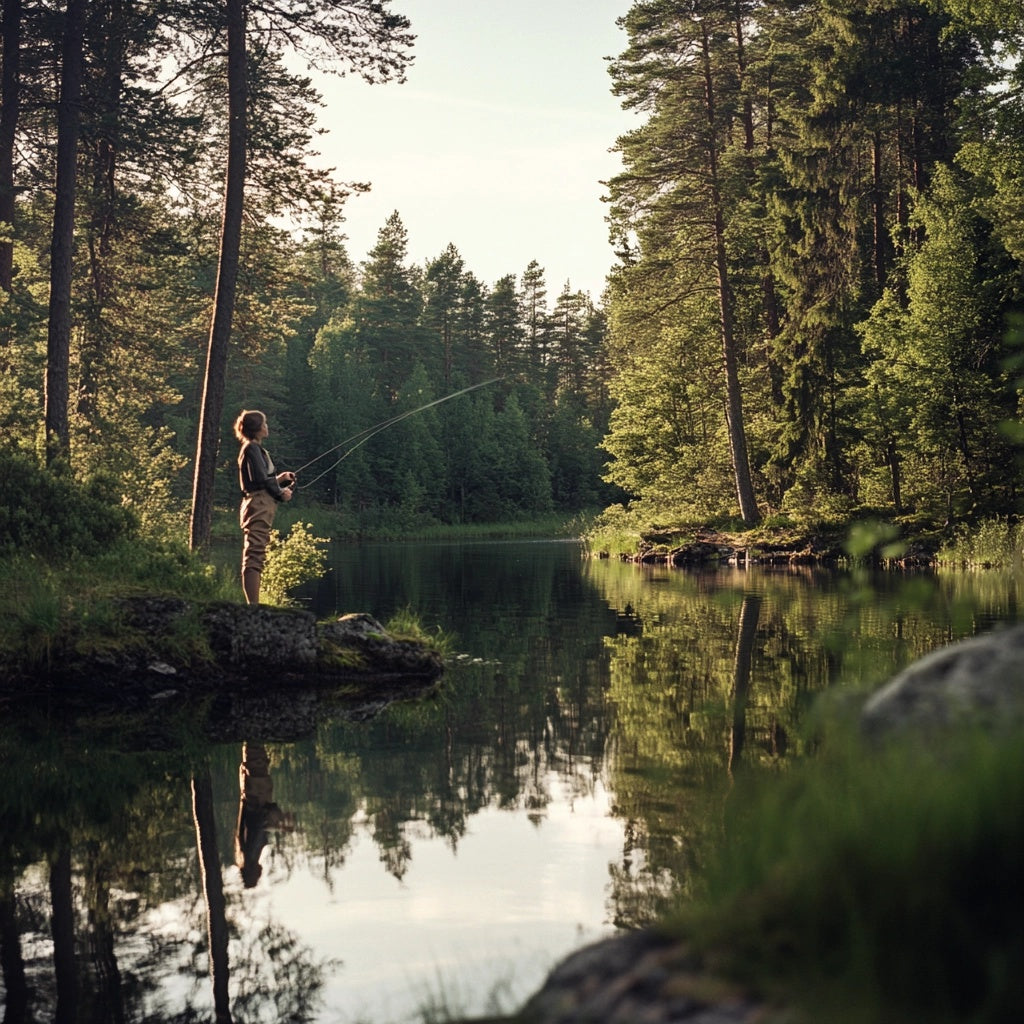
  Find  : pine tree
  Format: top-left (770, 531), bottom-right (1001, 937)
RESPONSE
top-left (763, 0), bottom-right (973, 504)
top-left (485, 273), bottom-right (523, 379)
top-left (356, 211), bottom-right (425, 392)
top-left (859, 165), bottom-right (1016, 517)
top-left (607, 0), bottom-right (761, 525)
top-left (422, 242), bottom-right (465, 387)
top-left (520, 259), bottom-right (549, 375)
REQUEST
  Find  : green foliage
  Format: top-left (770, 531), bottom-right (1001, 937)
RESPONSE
top-left (844, 519), bottom-right (905, 562)
top-left (0, 452), bottom-right (136, 557)
top-left (0, 537), bottom-right (229, 672)
top-left (0, 559), bottom-right (65, 668)
top-left (583, 503), bottom-right (649, 557)
top-left (684, 728), bottom-right (1024, 1024)
top-left (262, 521), bottom-right (330, 606)
top-left (599, 0), bottom-right (1024, 534)
top-left (936, 516), bottom-right (1024, 568)
top-left (8, 0), bottom-right (1024, 544)
top-left (87, 537), bottom-right (231, 600)
top-left (858, 166), bottom-right (1016, 519)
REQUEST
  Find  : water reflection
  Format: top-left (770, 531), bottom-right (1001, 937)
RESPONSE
top-left (1, 543), bottom-right (1020, 1022)
top-left (235, 743), bottom-right (294, 889)
top-left (192, 767), bottom-right (230, 1022)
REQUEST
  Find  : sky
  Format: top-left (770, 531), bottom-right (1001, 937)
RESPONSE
top-left (308, 0), bottom-right (636, 300)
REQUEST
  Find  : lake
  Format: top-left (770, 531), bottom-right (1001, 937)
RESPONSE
top-left (1, 539), bottom-right (1019, 1022)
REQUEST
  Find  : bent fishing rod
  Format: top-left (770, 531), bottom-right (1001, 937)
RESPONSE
top-left (289, 377), bottom-right (504, 490)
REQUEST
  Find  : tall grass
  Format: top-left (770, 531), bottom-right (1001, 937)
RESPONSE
top-left (385, 605), bottom-right (455, 654)
top-left (582, 503), bottom-right (649, 557)
top-left (679, 725), bottom-right (1024, 1024)
top-left (936, 517), bottom-right (1023, 569)
top-left (0, 539), bottom-right (234, 670)
top-left (0, 558), bottom-right (65, 667)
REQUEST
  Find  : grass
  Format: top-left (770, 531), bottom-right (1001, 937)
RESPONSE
top-left (0, 532), bottom-right (454, 680)
top-left (583, 505), bottom-right (1024, 573)
top-left (0, 538), bottom-right (234, 673)
top-left (936, 517), bottom-right (1024, 570)
top-left (581, 503), bottom-right (650, 557)
top-left (385, 605), bottom-right (456, 655)
top-left (674, 722), bottom-right (1024, 1024)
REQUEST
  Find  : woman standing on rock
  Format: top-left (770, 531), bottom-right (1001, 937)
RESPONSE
top-left (235, 410), bottom-right (294, 604)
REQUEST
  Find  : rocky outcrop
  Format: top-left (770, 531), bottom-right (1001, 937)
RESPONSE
top-left (517, 930), bottom-right (763, 1024)
top-left (2, 599), bottom-right (444, 731)
top-left (622, 530), bottom-right (845, 568)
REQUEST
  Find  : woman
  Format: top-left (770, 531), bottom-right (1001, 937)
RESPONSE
top-left (235, 409), bottom-right (294, 604)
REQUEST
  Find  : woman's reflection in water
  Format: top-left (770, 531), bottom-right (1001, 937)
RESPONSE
top-left (235, 742), bottom-right (294, 888)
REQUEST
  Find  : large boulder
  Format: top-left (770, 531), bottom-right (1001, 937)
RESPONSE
top-left (517, 929), bottom-right (761, 1024)
top-left (860, 622), bottom-right (1024, 738)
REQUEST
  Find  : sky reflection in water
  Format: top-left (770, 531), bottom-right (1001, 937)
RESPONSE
top-left (2, 540), bottom-right (1020, 1022)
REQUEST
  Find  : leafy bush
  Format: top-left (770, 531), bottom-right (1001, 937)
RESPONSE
top-left (0, 452), bottom-right (136, 557)
top-left (262, 521), bottom-right (329, 606)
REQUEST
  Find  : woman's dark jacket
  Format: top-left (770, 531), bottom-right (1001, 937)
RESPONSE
top-left (238, 441), bottom-right (286, 501)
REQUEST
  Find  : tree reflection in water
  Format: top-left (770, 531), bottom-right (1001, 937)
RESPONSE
top-left (0, 730), bottom-right (330, 1023)
top-left (1, 545), bottom-right (1020, 1021)
top-left (192, 767), bottom-right (231, 1022)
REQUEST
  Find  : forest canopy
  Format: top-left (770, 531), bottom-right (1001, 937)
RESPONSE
top-left (2, 0), bottom-right (1024, 547)
top-left (601, 0), bottom-right (1024, 530)
top-left (0, 0), bottom-right (613, 541)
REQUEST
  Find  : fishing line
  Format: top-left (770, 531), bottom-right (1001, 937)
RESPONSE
top-left (292, 377), bottom-right (503, 491)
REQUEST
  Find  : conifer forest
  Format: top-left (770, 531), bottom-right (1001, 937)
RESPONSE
top-left (2, 0), bottom-right (1024, 541)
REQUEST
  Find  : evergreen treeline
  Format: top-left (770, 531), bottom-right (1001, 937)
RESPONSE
top-left (0, 1), bottom-right (613, 540)
top-left (6, 1), bottom-right (1024, 544)
top-left (602, 0), bottom-right (1024, 530)
top-left (291, 220), bottom-right (615, 528)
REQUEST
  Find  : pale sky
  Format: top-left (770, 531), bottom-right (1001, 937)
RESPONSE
top-left (310, 0), bottom-right (635, 300)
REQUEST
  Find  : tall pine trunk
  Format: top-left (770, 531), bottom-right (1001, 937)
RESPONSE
top-left (79, 0), bottom-right (125, 427)
top-left (190, 0), bottom-right (246, 551)
top-left (0, 0), bottom-right (21, 301)
top-left (45, 0), bottom-right (87, 466)
top-left (701, 22), bottom-right (760, 527)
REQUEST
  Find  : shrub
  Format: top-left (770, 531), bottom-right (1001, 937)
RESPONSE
top-left (261, 521), bottom-right (329, 606)
top-left (0, 452), bottom-right (135, 557)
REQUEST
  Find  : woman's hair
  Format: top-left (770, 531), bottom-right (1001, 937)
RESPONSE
top-left (234, 409), bottom-right (266, 441)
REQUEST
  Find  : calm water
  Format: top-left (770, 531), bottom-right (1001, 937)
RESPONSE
top-left (1, 540), bottom-right (1020, 1023)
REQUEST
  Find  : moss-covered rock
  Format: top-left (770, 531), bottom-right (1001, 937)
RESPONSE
top-left (0, 598), bottom-right (444, 710)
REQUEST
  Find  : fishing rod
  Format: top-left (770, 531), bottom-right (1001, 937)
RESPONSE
top-left (291, 377), bottom-right (504, 491)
